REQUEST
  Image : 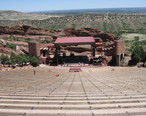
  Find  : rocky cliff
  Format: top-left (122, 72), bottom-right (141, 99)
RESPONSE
top-left (0, 25), bottom-right (119, 42)
top-left (0, 24), bottom-right (50, 35)
top-left (64, 28), bottom-right (119, 42)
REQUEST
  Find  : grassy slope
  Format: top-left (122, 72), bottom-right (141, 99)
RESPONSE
top-left (0, 13), bottom-right (146, 33)
top-left (0, 10), bottom-right (60, 20)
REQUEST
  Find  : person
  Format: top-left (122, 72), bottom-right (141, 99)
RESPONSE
top-left (143, 62), bottom-right (146, 68)
top-left (137, 63), bottom-right (142, 68)
top-left (56, 74), bottom-right (59, 77)
top-left (111, 68), bottom-right (115, 71)
top-left (89, 57), bottom-right (93, 65)
top-left (34, 70), bottom-right (36, 75)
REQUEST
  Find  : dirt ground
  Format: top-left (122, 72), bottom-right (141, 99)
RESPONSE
top-left (121, 33), bottom-right (146, 41)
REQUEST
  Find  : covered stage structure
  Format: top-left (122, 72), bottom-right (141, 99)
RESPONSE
top-left (28, 36), bottom-right (125, 66)
top-left (50, 37), bottom-right (99, 66)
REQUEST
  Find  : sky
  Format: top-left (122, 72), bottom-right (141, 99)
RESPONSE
top-left (0, 0), bottom-right (146, 12)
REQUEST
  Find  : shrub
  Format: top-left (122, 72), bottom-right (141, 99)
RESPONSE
top-left (30, 56), bottom-right (38, 67)
top-left (24, 38), bottom-right (32, 42)
top-left (10, 52), bottom-right (17, 65)
top-left (128, 39), bottom-right (146, 65)
top-left (0, 53), bottom-right (33, 67)
top-left (6, 43), bottom-right (16, 50)
top-left (16, 54), bottom-right (30, 66)
top-left (0, 54), bottom-right (10, 66)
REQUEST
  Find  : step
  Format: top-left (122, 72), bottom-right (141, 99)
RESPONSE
top-left (1, 97), bottom-right (146, 103)
top-left (1, 94), bottom-right (146, 100)
top-left (0, 108), bottom-right (146, 115)
top-left (0, 102), bottom-right (146, 110)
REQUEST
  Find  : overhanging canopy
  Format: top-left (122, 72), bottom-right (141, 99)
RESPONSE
top-left (54, 37), bottom-right (95, 46)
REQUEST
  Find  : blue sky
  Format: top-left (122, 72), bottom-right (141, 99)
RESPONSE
top-left (0, 0), bottom-right (146, 12)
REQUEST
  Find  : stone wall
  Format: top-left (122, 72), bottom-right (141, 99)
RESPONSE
top-left (114, 40), bottom-right (125, 55)
top-left (0, 64), bottom-right (2, 70)
top-left (28, 41), bottom-right (40, 57)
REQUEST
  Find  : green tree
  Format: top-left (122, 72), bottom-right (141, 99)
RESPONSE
top-left (15, 54), bottom-right (23, 66)
top-left (5, 59), bottom-right (12, 66)
top-left (0, 54), bottom-right (10, 66)
top-left (30, 56), bottom-right (38, 67)
top-left (16, 54), bottom-right (30, 66)
top-left (129, 39), bottom-right (146, 64)
top-left (21, 54), bottom-right (30, 65)
top-left (10, 52), bottom-right (17, 65)
top-left (141, 51), bottom-right (146, 62)
top-left (71, 24), bottom-right (76, 28)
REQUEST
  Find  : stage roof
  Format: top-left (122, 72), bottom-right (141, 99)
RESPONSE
top-left (54, 37), bottom-right (95, 46)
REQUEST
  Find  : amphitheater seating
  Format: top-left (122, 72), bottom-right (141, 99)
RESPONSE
top-left (0, 67), bottom-right (146, 116)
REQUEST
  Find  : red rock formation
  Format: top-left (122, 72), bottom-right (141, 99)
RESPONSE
top-left (0, 25), bottom-right (119, 42)
top-left (63, 28), bottom-right (119, 42)
top-left (0, 24), bottom-right (50, 35)
top-left (0, 25), bottom-right (120, 48)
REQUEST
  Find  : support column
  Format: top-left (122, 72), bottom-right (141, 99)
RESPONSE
top-left (101, 44), bottom-right (104, 56)
top-left (46, 48), bottom-right (50, 65)
top-left (123, 53), bottom-right (125, 58)
top-left (116, 54), bottom-right (121, 66)
top-left (91, 45), bottom-right (95, 57)
top-left (55, 47), bottom-right (59, 66)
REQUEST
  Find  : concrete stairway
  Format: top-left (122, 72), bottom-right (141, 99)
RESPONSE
top-left (0, 67), bottom-right (146, 116)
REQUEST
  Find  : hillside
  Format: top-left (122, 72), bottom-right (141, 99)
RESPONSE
top-left (0, 8), bottom-right (146, 34)
top-left (34, 7), bottom-right (146, 14)
top-left (0, 13), bottom-right (146, 32)
top-left (0, 10), bottom-right (60, 20)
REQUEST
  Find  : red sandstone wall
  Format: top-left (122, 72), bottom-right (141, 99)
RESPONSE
top-left (28, 41), bottom-right (40, 57)
top-left (0, 64), bottom-right (2, 70)
top-left (114, 40), bottom-right (125, 55)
